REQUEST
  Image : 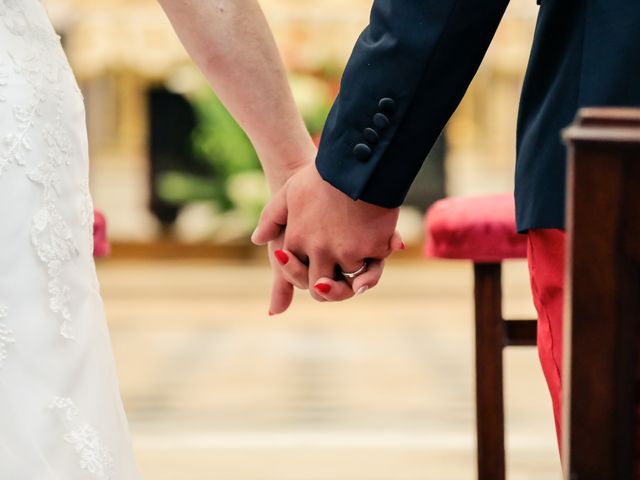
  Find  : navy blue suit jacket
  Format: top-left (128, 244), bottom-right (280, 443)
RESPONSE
top-left (315, 0), bottom-right (640, 232)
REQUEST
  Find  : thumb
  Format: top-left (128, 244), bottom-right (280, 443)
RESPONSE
top-left (269, 273), bottom-right (294, 315)
top-left (251, 187), bottom-right (288, 245)
top-left (389, 230), bottom-right (405, 253)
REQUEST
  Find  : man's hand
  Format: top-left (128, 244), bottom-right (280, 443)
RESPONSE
top-left (253, 164), bottom-right (402, 304)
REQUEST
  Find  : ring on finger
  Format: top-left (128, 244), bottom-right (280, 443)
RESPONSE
top-left (340, 262), bottom-right (368, 279)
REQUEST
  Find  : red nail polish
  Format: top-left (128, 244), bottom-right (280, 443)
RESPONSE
top-left (400, 241), bottom-right (406, 250)
top-left (274, 249), bottom-right (289, 265)
top-left (314, 283), bottom-right (331, 294)
top-left (268, 310), bottom-right (274, 316)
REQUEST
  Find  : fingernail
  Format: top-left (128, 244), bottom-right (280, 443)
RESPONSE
top-left (269, 310), bottom-right (276, 316)
top-left (274, 249), bottom-right (289, 265)
top-left (356, 286), bottom-right (369, 296)
top-left (314, 283), bottom-right (331, 294)
top-left (400, 241), bottom-right (406, 250)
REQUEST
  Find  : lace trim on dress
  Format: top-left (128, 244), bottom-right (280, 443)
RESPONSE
top-left (0, 0), bottom-right (29, 37)
top-left (0, 60), bottom-right (7, 103)
top-left (79, 179), bottom-right (95, 251)
top-left (1, 0), bottom-right (80, 339)
top-left (50, 397), bottom-right (115, 479)
top-left (0, 304), bottom-right (15, 368)
top-left (0, 2), bottom-right (51, 174)
top-left (28, 117), bottom-right (79, 338)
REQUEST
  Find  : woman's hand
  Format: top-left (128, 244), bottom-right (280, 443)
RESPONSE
top-left (262, 153), bottom-right (312, 315)
top-left (254, 163), bottom-right (403, 307)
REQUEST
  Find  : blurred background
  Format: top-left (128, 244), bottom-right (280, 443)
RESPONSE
top-left (45, 0), bottom-right (561, 478)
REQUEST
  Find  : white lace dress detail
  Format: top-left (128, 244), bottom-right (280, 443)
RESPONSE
top-left (0, 1), bottom-right (141, 478)
top-left (0, 304), bottom-right (15, 368)
top-left (50, 397), bottom-right (116, 479)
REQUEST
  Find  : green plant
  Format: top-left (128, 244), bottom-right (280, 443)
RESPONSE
top-left (156, 71), bottom-right (336, 233)
top-left (190, 89), bottom-right (261, 178)
top-left (157, 88), bottom-right (263, 215)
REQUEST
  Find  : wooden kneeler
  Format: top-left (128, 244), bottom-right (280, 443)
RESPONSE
top-left (563, 108), bottom-right (640, 479)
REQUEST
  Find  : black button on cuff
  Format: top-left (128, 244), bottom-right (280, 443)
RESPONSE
top-left (363, 128), bottom-right (379, 144)
top-left (373, 113), bottom-right (390, 130)
top-left (378, 97), bottom-right (396, 114)
top-left (353, 143), bottom-right (372, 161)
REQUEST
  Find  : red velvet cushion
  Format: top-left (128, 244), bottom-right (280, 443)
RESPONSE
top-left (93, 210), bottom-right (111, 258)
top-left (424, 194), bottom-right (527, 262)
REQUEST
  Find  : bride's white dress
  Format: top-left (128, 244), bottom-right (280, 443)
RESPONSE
top-left (0, 1), bottom-right (140, 478)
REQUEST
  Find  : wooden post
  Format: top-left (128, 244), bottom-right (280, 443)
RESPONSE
top-left (474, 263), bottom-right (506, 480)
top-left (562, 108), bottom-right (640, 479)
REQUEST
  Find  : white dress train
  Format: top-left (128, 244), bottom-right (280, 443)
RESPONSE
top-left (0, 1), bottom-right (141, 478)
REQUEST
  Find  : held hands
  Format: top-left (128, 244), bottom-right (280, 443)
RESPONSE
top-left (253, 163), bottom-right (403, 314)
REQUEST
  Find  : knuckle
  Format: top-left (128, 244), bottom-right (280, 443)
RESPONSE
top-left (281, 267), bottom-right (307, 287)
top-left (309, 243), bottom-right (331, 259)
top-left (338, 246), bottom-right (363, 263)
top-left (351, 240), bottom-right (377, 258)
top-left (367, 239), bottom-right (391, 259)
top-left (260, 205), bottom-right (274, 223)
top-left (284, 231), bottom-right (305, 252)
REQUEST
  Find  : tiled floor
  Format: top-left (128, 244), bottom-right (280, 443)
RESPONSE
top-left (98, 257), bottom-right (562, 480)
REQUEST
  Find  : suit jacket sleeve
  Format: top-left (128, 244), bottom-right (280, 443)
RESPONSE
top-left (315, 0), bottom-right (510, 208)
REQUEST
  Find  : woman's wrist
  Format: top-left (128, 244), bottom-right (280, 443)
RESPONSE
top-left (258, 138), bottom-right (316, 192)
top-left (263, 156), bottom-right (311, 192)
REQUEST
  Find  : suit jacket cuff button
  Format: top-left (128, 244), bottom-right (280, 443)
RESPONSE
top-left (373, 113), bottom-right (390, 130)
top-left (378, 98), bottom-right (396, 114)
top-left (363, 128), bottom-right (379, 144)
top-left (353, 143), bottom-right (372, 161)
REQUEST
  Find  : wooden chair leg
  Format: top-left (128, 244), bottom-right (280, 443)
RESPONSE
top-left (474, 262), bottom-right (506, 480)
